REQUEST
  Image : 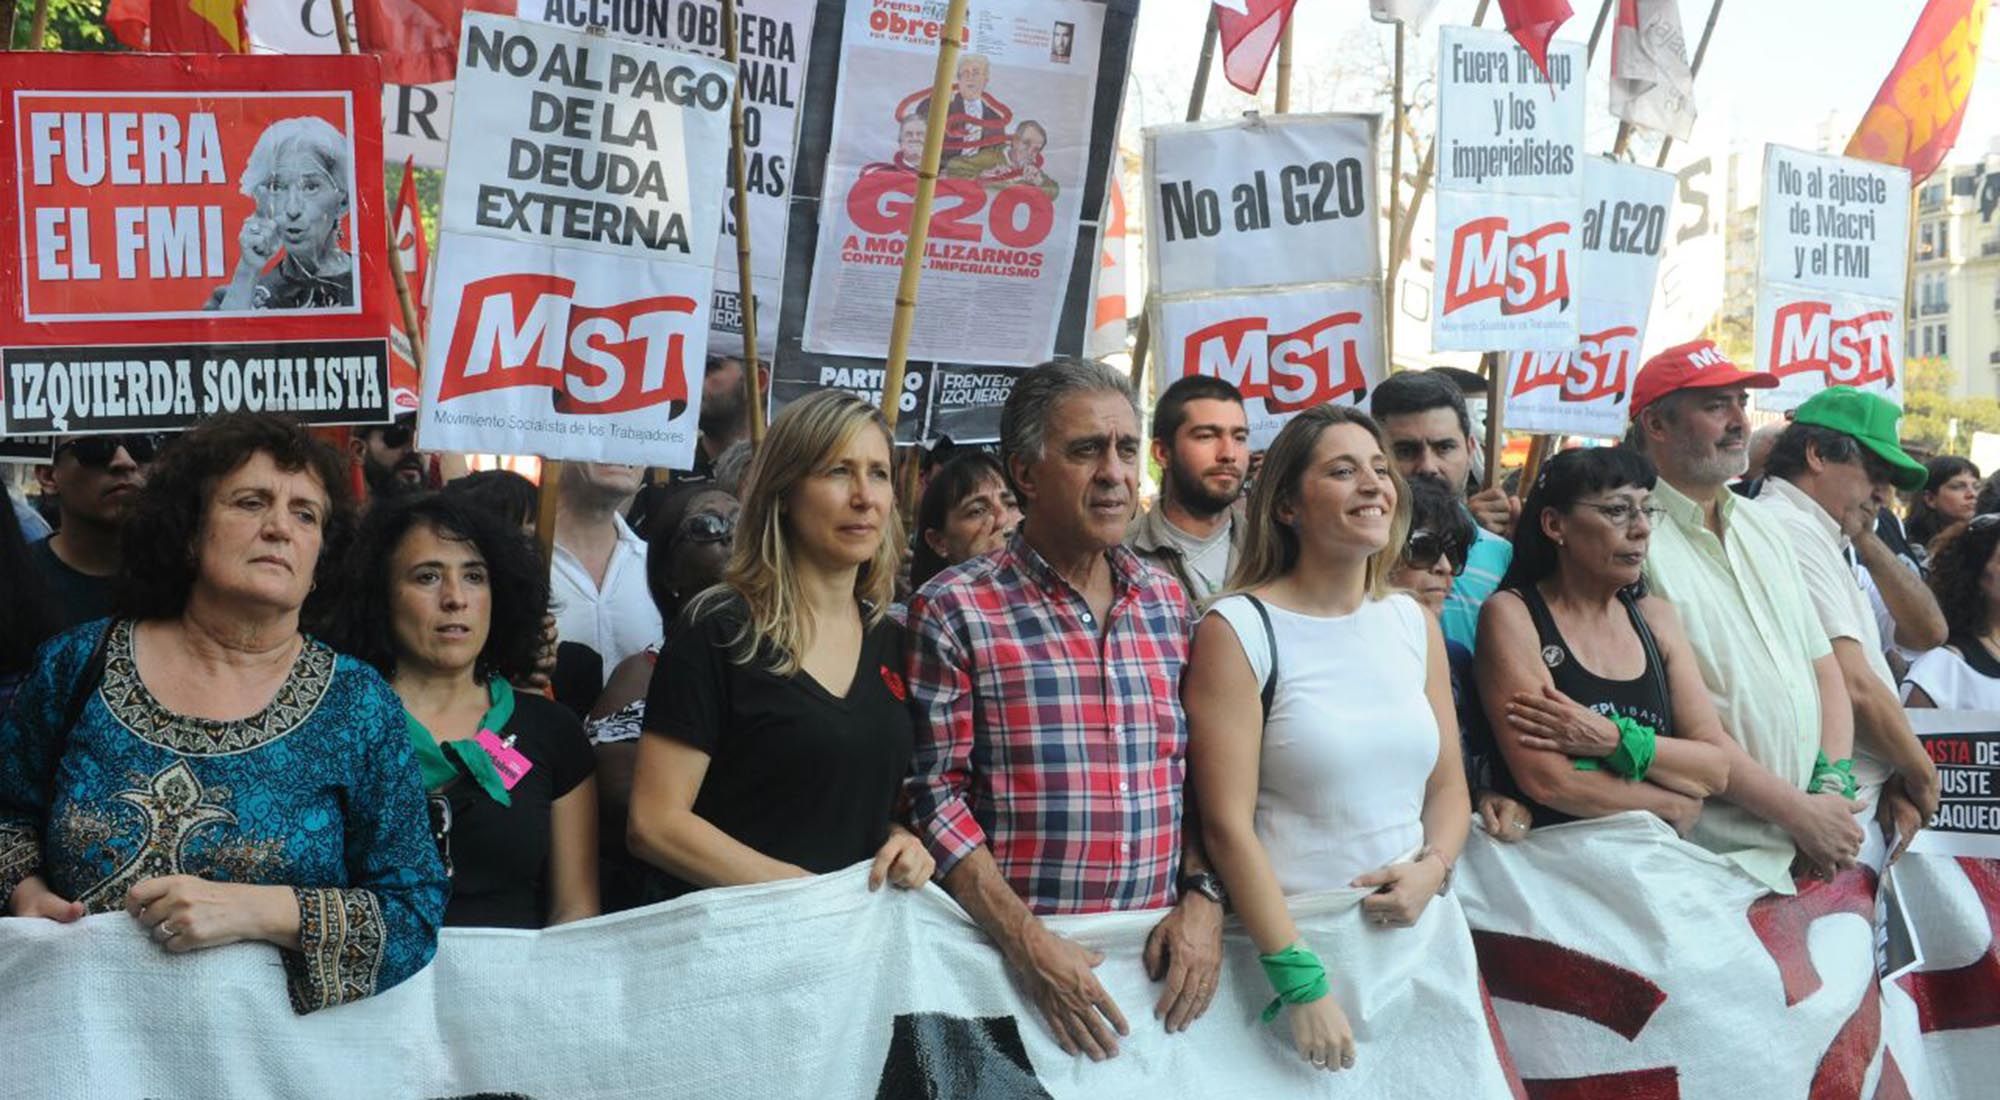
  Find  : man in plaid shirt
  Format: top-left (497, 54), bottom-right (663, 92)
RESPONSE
top-left (905, 359), bottom-right (1225, 1061)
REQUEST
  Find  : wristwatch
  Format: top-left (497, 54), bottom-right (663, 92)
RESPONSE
top-left (1179, 871), bottom-right (1228, 906)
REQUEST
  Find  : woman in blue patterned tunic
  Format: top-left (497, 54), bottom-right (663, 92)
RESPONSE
top-left (0, 414), bottom-right (446, 1013)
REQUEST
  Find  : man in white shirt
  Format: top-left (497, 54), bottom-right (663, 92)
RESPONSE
top-left (552, 463), bottom-right (661, 685)
top-left (1125, 375), bottom-right (1247, 603)
top-left (1754, 386), bottom-right (1942, 861)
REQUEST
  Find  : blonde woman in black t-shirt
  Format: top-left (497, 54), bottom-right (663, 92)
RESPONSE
top-left (628, 390), bottom-right (933, 898)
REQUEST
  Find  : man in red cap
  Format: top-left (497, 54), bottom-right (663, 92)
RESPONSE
top-left (1626, 340), bottom-right (1860, 895)
top-left (1756, 386), bottom-right (1942, 864)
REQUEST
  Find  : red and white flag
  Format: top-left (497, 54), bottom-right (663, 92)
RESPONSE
top-left (393, 157), bottom-right (430, 326)
top-left (1609, 0), bottom-right (1697, 140)
top-left (353, 0), bottom-right (510, 86)
top-left (1214, 1), bottom-right (1299, 96)
top-left (1370, 0), bottom-right (1439, 24)
top-left (1500, 0), bottom-right (1574, 84)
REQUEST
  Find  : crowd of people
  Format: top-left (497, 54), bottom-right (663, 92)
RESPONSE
top-left (0, 340), bottom-right (1971, 1074)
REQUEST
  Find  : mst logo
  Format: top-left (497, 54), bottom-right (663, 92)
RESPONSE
top-left (1512, 327), bottom-right (1639, 404)
top-left (1444, 217), bottom-right (1572, 317)
top-left (1768, 302), bottom-right (1897, 388)
top-left (1182, 312), bottom-right (1371, 413)
top-left (439, 274), bottom-right (695, 416)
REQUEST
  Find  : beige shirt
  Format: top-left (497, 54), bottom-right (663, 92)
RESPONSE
top-left (1755, 477), bottom-right (1896, 790)
top-left (1641, 480), bottom-right (1831, 894)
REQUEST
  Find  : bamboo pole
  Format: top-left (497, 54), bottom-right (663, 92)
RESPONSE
top-left (1274, 22), bottom-right (1294, 114)
top-left (27, 0), bottom-right (48, 48)
top-left (1386, 0), bottom-right (1492, 320)
top-left (1652, 0), bottom-right (1725, 169)
top-left (1128, 8), bottom-right (1221, 391)
top-left (1386, 21), bottom-right (1406, 357)
top-left (1521, 432), bottom-right (1555, 493)
top-left (329, 0), bottom-right (425, 371)
top-left (720, 0), bottom-right (766, 446)
top-left (534, 462), bottom-right (563, 567)
top-left (1482, 353), bottom-right (1506, 489)
top-left (878, 0), bottom-right (969, 434)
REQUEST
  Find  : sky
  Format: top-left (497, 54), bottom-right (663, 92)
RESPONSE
top-left (1122, 0), bottom-right (2000, 167)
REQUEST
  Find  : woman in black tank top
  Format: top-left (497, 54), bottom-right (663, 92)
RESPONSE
top-left (1473, 450), bottom-right (1732, 833)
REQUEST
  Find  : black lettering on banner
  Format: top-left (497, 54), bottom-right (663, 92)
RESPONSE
top-left (0, 341), bottom-right (392, 434)
top-left (1917, 728), bottom-right (2000, 844)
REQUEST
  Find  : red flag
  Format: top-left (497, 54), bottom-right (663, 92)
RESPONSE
top-left (1846, 0), bottom-right (1988, 184)
top-left (393, 158), bottom-right (430, 326)
top-left (106, 0), bottom-right (249, 52)
top-left (1215, 1), bottom-right (1300, 96)
top-left (354, 0), bottom-right (510, 86)
top-left (1500, 0), bottom-right (1574, 84)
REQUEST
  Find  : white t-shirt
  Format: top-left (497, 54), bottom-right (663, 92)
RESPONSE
top-left (1205, 592), bottom-right (1439, 894)
top-left (1902, 645), bottom-right (2000, 710)
top-left (552, 515), bottom-right (662, 685)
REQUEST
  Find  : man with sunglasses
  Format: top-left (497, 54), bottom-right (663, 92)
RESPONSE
top-left (31, 434), bottom-right (159, 628)
top-left (1756, 387), bottom-right (1943, 865)
top-left (351, 416), bottom-right (426, 502)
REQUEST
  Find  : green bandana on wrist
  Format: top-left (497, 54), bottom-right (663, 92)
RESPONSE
top-left (1572, 715), bottom-right (1657, 783)
top-left (1258, 941), bottom-right (1330, 1023)
top-left (1810, 752), bottom-right (1857, 799)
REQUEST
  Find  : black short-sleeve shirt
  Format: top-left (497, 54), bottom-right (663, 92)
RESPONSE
top-left (442, 692), bottom-right (596, 928)
top-left (643, 594), bottom-right (914, 899)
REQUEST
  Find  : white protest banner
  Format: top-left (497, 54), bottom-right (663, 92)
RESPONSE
top-left (1889, 850), bottom-right (2000, 1099)
top-left (1643, 122), bottom-right (1730, 358)
top-left (1432, 25), bottom-right (1585, 352)
top-left (1459, 812), bottom-right (1967, 1099)
top-left (416, 13), bottom-right (731, 467)
top-left (1504, 158), bottom-right (1675, 438)
top-left (800, 0), bottom-right (1104, 366)
top-left (0, 865), bottom-right (1520, 1098)
top-left (516, 0), bottom-right (816, 360)
top-left (1908, 710), bottom-right (2000, 860)
top-left (1144, 114), bottom-right (1384, 448)
top-left (1155, 285), bottom-right (1385, 450)
top-left (244, 0), bottom-right (455, 169)
top-left (1754, 144), bottom-right (1910, 411)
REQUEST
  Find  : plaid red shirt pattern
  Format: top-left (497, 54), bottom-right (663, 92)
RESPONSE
top-left (904, 533), bottom-right (1191, 916)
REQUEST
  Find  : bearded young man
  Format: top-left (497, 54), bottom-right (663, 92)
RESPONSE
top-left (1126, 376), bottom-right (1249, 603)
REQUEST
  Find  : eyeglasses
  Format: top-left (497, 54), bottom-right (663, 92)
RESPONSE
top-left (1402, 528), bottom-right (1467, 576)
top-left (54, 433), bottom-right (162, 466)
top-left (1576, 501), bottom-right (1666, 529)
top-left (678, 511), bottom-right (736, 544)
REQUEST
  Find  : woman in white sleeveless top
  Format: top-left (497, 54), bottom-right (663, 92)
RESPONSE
top-left (1185, 405), bottom-right (1470, 1074)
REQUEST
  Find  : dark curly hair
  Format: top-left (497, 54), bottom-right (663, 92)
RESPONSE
top-left (323, 492), bottom-right (549, 683)
top-left (115, 413), bottom-right (353, 622)
top-left (1925, 517), bottom-right (2000, 641)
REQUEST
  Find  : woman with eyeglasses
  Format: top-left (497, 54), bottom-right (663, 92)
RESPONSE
top-left (32, 434), bottom-right (162, 629)
top-left (627, 391), bottom-right (931, 898)
top-left (1474, 449), bottom-right (1731, 834)
top-left (585, 482), bottom-right (740, 910)
top-left (325, 493), bottom-right (599, 928)
top-left (1904, 514), bottom-right (2000, 710)
top-left (1389, 476), bottom-right (1531, 842)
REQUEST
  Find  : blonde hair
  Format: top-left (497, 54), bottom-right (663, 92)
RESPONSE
top-left (1224, 403), bottom-right (1410, 601)
top-left (692, 390), bottom-right (901, 675)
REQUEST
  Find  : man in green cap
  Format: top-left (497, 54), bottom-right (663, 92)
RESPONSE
top-left (1758, 385), bottom-right (1943, 864)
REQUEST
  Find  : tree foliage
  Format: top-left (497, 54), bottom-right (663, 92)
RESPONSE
top-left (1901, 356), bottom-right (2000, 455)
top-left (7, 0), bottom-right (116, 50)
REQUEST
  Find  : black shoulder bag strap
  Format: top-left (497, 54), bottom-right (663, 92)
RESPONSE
top-left (1622, 590), bottom-right (1674, 732)
top-left (1240, 595), bottom-right (1280, 719)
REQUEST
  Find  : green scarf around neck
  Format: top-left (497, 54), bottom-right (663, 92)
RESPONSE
top-left (405, 678), bottom-right (517, 807)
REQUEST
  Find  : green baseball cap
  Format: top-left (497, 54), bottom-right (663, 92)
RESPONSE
top-left (1790, 386), bottom-right (1926, 492)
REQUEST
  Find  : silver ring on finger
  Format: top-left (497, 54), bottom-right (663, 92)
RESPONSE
top-left (1341, 1053), bottom-right (1355, 1068)
top-left (156, 922), bottom-right (177, 941)
top-left (1311, 1054), bottom-right (1327, 1066)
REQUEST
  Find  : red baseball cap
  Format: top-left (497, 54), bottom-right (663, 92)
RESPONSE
top-left (1628, 339), bottom-right (1777, 420)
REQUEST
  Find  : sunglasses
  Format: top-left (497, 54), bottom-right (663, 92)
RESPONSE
top-left (1403, 528), bottom-right (1467, 576)
top-left (678, 511), bottom-right (736, 544)
top-left (1969, 513), bottom-right (2000, 533)
top-left (55, 434), bottom-right (163, 466)
top-left (425, 793), bottom-right (454, 880)
top-left (369, 423), bottom-right (415, 449)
